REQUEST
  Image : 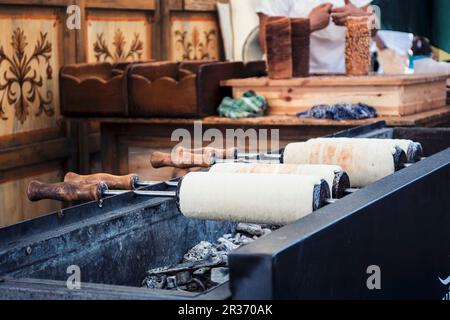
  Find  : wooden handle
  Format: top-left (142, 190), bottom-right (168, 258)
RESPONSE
top-left (27, 181), bottom-right (107, 202)
top-left (179, 147), bottom-right (238, 160)
top-left (64, 172), bottom-right (139, 190)
top-left (150, 149), bottom-right (215, 169)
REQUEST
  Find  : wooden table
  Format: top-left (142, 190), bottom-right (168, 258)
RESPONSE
top-left (65, 106), bottom-right (450, 180)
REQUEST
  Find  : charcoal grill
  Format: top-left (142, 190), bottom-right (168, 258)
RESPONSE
top-left (1, 122), bottom-right (449, 300)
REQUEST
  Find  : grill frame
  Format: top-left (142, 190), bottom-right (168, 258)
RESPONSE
top-left (1, 122), bottom-right (449, 300)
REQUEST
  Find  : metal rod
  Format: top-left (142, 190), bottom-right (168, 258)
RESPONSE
top-left (103, 190), bottom-right (177, 198)
top-left (236, 153), bottom-right (282, 161)
top-left (135, 181), bottom-right (178, 188)
top-left (214, 159), bottom-right (280, 165)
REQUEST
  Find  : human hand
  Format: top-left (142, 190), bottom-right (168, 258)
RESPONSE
top-left (308, 3), bottom-right (333, 32)
top-left (331, 0), bottom-right (370, 26)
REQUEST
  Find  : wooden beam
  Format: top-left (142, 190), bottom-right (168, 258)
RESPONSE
top-left (0, 138), bottom-right (70, 172)
top-left (184, 0), bottom-right (217, 11)
top-left (0, 0), bottom-right (70, 6)
top-left (86, 0), bottom-right (156, 10)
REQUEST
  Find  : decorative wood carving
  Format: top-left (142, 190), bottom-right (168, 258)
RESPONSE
top-left (87, 16), bottom-right (151, 63)
top-left (171, 17), bottom-right (219, 61)
top-left (0, 27), bottom-right (54, 124)
top-left (93, 29), bottom-right (144, 62)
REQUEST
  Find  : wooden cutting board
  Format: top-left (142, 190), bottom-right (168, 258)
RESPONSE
top-left (221, 74), bottom-right (449, 116)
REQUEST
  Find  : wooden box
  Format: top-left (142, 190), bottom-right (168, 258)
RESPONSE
top-left (60, 63), bottom-right (128, 117)
top-left (127, 61), bottom-right (266, 118)
top-left (222, 74), bottom-right (448, 116)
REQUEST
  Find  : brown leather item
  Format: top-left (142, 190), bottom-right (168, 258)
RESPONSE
top-left (27, 181), bottom-right (106, 202)
top-left (265, 16), bottom-right (293, 80)
top-left (60, 63), bottom-right (129, 116)
top-left (64, 172), bottom-right (139, 190)
top-left (150, 149), bottom-right (214, 169)
top-left (291, 18), bottom-right (311, 78)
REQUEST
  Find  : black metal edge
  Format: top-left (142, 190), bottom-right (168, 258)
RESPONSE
top-left (228, 148), bottom-right (450, 299)
top-left (327, 121), bottom-right (387, 138)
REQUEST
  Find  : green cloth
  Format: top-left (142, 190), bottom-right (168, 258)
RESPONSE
top-left (218, 91), bottom-right (267, 119)
top-left (373, 0), bottom-right (450, 53)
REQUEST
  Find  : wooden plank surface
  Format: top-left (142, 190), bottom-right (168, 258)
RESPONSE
top-left (221, 74), bottom-right (450, 87)
top-left (86, 0), bottom-right (156, 10)
top-left (64, 106), bottom-right (450, 128)
top-left (222, 74), bottom-right (448, 117)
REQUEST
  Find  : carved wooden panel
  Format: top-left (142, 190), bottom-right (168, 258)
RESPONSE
top-left (0, 169), bottom-right (62, 227)
top-left (170, 14), bottom-right (220, 61)
top-left (87, 12), bottom-right (152, 63)
top-left (0, 13), bottom-right (62, 136)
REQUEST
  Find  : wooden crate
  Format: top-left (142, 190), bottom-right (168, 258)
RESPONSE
top-left (222, 74), bottom-right (448, 116)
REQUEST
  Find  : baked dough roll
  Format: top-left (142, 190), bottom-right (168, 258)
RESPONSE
top-left (178, 172), bottom-right (330, 225)
top-left (308, 138), bottom-right (423, 163)
top-left (345, 16), bottom-right (371, 76)
top-left (209, 163), bottom-right (350, 199)
top-left (282, 141), bottom-right (406, 187)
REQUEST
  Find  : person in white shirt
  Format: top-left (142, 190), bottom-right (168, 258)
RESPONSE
top-left (257, 0), bottom-right (374, 73)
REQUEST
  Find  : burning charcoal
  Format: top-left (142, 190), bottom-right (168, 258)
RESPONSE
top-left (183, 241), bottom-right (217, 263)
top-left (211, 268), bottom-right (230, 284)
top-left (217, 237), bottom-right (240, 253)
top-left (143, 275), bottom-right (167, 289)
top-left (236, 223), bottom-right (264, 237)
top-left (193, 268), bottom-right (209, 276)
top-left (186, 278), bottom-right (207, 292)
top-left (142, 224), bottom-right (281, 292)
top-left (240, 237), bottom-right (254, 245)
top-left (176, 271), bottom-right (192, 286)
top-left (166, 276), bottom-right (177, 289)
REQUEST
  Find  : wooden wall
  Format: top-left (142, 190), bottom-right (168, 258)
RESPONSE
top-left (0, 0), bottom-right (222, 227)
